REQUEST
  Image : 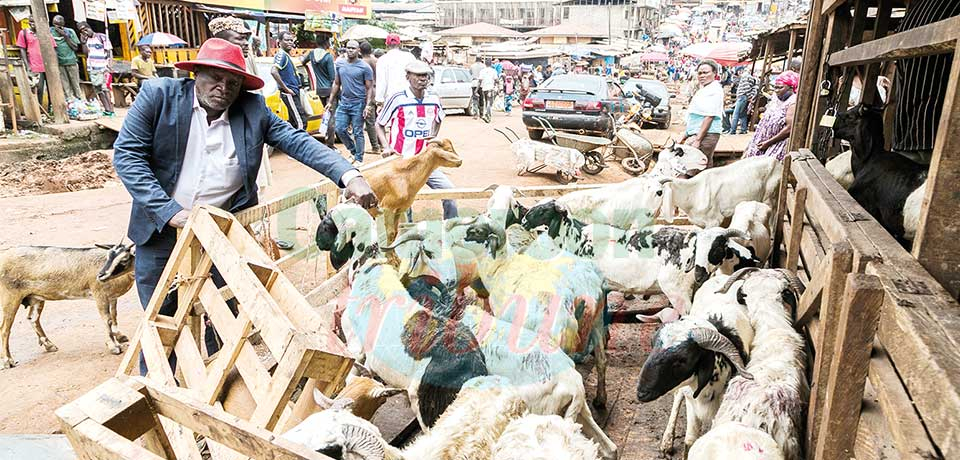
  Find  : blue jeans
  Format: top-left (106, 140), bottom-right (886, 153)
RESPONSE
top-left (731, 95), bottom-right (750, 134)
top-left (504, 94), bottom-right (513, 113)
top-left (336, 100), bottom-right (365, 162)
top-left (406, 170), bottom-right (459, 221)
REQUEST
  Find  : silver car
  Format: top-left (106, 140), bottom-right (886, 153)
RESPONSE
top-left (431, 65), bottom-right (476, 116)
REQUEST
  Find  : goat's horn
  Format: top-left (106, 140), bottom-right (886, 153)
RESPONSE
top-left (722, 228), bottom-right (751, 240)
top-left (689, 327), bottom-right (753, 380)
top-left (341, 423), bottom-right (386, 460)
top-left (719, 267), bottom-right (761, 293)
top-left (313, 388), bottom-right (335, 410)
top-left (480, 184), bottom-right (499, 192)
top-left (384, 232), bottom-right (424, 249)
top-left (666, 138), bottom-right (676, 149)
top-left (353, 361), bottom-right (375, 379)
top-left (775, 268), bottom-right (806, 297)
top-left (658, 177), bottom-right (673, 184)
top-left (445, 215), bottom-right (479, 232)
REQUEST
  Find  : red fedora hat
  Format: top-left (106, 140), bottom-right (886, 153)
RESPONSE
top-left (175, 38), bottom-right (264, 90)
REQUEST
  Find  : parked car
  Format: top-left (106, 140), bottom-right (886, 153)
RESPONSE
top-left (431, 65), bottom-right (475, 116)
top-left (623, 78), bottom-right (673, 129)
top-left (521, 74), bottom-right (637, 140)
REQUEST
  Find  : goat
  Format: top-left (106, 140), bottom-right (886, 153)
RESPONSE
top-left (832, 104), bottom-right (927, 244)
top-left (462, 215), bottom-right (609, 408)
top-left (0, 243), bottom-right (135, 368)
top-left (492, 414), bottom-right (601, 460)
top-left (659, 155), bottom-right (782, 228)
top-left (636, 274), bottom-right (754, 454)
top-left (521, 199), bottom-right (754, 322)
top-left (328, 204), bottom-right (618, 459)
top-left (364, 138), bottom-right (463, 244)
top-left (825, 150), bottom-right (854, 189)
top-left (690, 268), bottom-right (807, 460)
top-left (718, 201), bottom-right (772, 274)
top-left (283, 376), bottom-right (529, 460)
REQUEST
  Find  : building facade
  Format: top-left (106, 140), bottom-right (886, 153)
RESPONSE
top-left (436, 0), bottom-right (561, 32)
top-left (559, 0), bottom-right (664, 41)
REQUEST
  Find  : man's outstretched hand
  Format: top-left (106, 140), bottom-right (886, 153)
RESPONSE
top-left (344, 176), bottom-right (378, 210)
top-left (169, 209), bottom-right (191, 228)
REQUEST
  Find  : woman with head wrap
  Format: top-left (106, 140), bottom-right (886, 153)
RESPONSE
top-left (743, 70), bottom-right (798, 161)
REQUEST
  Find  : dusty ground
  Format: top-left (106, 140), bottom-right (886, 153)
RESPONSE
top-left (0, 150), bottom-right (121, 197)
top-left (0, 110), bottom-right (692, 458)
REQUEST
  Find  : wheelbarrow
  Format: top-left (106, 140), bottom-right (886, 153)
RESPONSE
top-left (533, 117), bottom-right (652, 176)
top-left (495, 127), bottom-right (584, 184)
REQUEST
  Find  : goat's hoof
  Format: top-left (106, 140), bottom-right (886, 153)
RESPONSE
top-left (0, 358), bottom-right (16, 369)
top-left (108, 345), bottom-right (123, 355)
top-left (659, 440), bottom-right (675, 455)
top-left (592, 396), bottom-right (607, 410)
top-left (603, 446), bottom-right (619, 460)
top-left (42, 342), bottom-right (59, 353)
top-left (116, 333), bottom-right (130, 343)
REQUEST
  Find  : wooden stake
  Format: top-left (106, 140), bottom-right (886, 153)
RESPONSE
top-left (28, 0), bottom-right (68, 124)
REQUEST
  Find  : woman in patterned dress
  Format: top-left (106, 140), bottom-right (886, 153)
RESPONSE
top-left (743, 71), bottom-right (799, 161)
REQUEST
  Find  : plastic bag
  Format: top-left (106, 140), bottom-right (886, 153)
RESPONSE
top-left (319, 110), bottom-right (331, 134)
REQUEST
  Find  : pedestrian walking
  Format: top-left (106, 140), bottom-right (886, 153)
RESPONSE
top-left (331, 40), bottom-right (374, 164)
top-left (504, 74), bottom-right (515, 116)
top-left (271, 31), bottom-right (306, 130)
top-left (682, 60), bottom-right (724, 168)
top-left (729, 69), bottom-right (758, 134)
top-left (50, 15), bottom-right (82, 101)
top-left (77, 22), bottom-right (114, 116)
top-left (300, 33), bottom-right (337, 146)
top-left (375, 60), bottom-right (458, 219)
top-left (375, 33), bottom-right (415, 105)
top-left (359, 40), bottom-right (381, 155)
top-left (478, 59), bottom-right (497, 123)
top-left (112, 38), bottom-right (376, 373)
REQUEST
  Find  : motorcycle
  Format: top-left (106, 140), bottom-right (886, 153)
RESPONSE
top-left (579, 88), bottom-right (660, 175)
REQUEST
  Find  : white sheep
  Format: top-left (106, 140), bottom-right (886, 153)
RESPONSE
top-left (718, 201), bottom-right (773, 274)
top-left (687, 422), bottom-right (784, 459)
top-left (493, 414), bottom-right (601, 460)
top-left (902, 179), bottom-right (926, 241)
top-left (690, 268), bottom-right (808, 460)
top-left (825, 150), bottom-right (854, 189)
top-left (660, 155), bottom-right (783, 228)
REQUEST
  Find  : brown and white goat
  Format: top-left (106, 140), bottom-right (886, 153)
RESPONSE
top-left (0, 243), bottom-right (135, 368)
top-left (364, 138), bottom-right (463, 243)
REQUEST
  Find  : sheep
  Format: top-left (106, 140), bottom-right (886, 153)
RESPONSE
top-left (364, 138), bottom-right (464, 244)
top-left (648, 142), bottom-right (710, 178)
top-left (831, 104), bottom-right (927, 245)
top-left (690, 268), bottom-right (808, 460)
top-left (283, 376), bottom-right (529, 460)
top-left (687, 422), bottom-right (784, 459)
top-left (461, 215), bottom-right (609, 408)
top-left (521, 199), bottom-right (754, 322)
top-left (825, 150), bottom-right (854, 189)
top-left (636, 274), bottom-right (754, 454)
top-left (0, 243), bottom-right (135, 368)
top-left (659, 155), bottom-right (782, 228)
top-left (328, 204), bottom-right (618, 459)
top-left (492, 414), bottom-right (601, 460)
top-left (718, 201), bottom-right (773, 274)
top-left (903, 180), bottom-right (926, 241)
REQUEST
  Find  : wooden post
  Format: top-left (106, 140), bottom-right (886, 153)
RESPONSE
top-left (11, 62), bottom-right (41, 124)
top-left (790, 0), bottom-right (827, 151)
top-left (806, 239), bottom-right (853, 456)
top-left (804, 9), bottom-right (851, 149)
top-left (814, 273), bottom-right (884, 460)
top-left (749, 38), bottom-right (773, 129)
top-left (786, 29), bottom-right (798, 66)
top-left (28, 0), bottom-right (68, 124)
top-left (860, 0), bottom-right (893, 105)
top-left (911, 44), bottom-right (960, 299)
top-left (771, 155), bottom-right (792, 266)
top-left (785, 187), bottom-right (807, 273)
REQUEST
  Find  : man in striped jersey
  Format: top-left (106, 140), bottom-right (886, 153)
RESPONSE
top-left (375, 60), bottom-right (458, 219)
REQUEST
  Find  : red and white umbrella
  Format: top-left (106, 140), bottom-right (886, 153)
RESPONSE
top-left (637, 52), bottom-right (669, 62)
top-left (680, 42), bottom-right (752, 66)
top-left (137, 32), bottom-right (187, 47)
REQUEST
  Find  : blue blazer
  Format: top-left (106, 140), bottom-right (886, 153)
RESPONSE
top-left (114, 78), bottom-right (353, 245)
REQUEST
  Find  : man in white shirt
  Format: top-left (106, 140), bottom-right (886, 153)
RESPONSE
top-left (375, 34), bottom-right (416, 104)
top-left (478, 59), bottom-right (498, 123)
top-left (113, 39), bottom-right (377, 367)
top-left (375, 60), bottom-right (457, 219)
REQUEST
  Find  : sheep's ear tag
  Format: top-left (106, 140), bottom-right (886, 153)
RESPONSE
top-left (819, 108), bottom-right (836, 128)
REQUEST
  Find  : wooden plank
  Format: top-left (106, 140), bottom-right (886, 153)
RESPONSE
top-left (173, 326), bottom-right (206, 389)
top-left (815, 273), bottom-right (884, 460)
top-left (412, 183), bottom-right (606, 201)
top-left (860, 0), bottom-right (894, 105)
top-left (68, 419), bottom-right (164, 460)
top-left (791, 0), bottom-right (829, 150)
top-left (796, 241), bottom-right (850, 327)
top-left (785, 187), bottom-right (808, 273)
top-left (867, 342), bottom-right (940, 459)
top-left (854, 380), bottom-right (901, 460)
top-left (911, 45), bottom-right (960, 299)
top-left (806, 238), bottom-right (854, 455)
top-left (806, 11), bottom-right (852, 149)
top-left (771, 156), bottom-right (792, 266)
top-left (868, 262), bottom-right (960, 458)
top-left (248, 338), bottom-right (316, 431)
top-left (828, 16), bottom-right (960, 67)
top-left (304, 267), bottom-right (350, 307)
top-left (821, 0), bottom-right (847, 15)
top-left (130, 378), bottom-right (328, 460)
top-left (71, 379), bottom-right (157, 442)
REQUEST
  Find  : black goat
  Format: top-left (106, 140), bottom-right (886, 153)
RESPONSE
top-left (832, 104), bottom-right (928, 245)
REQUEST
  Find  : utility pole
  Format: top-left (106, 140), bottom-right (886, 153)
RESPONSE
top-left (29, 0), bottom-right (68, 124)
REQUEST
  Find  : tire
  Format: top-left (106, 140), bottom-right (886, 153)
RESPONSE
top-left (621, 157), bottom-right (647, 175)
top-left (556, 171), bottom-right (575, 184)
top-left (527, 128), bottom-right (544, 141)
top-left (582, 151), bottom-right (604, 175)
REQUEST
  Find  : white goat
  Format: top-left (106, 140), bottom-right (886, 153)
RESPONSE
top-left (660, 156), bottom-right (783, 228)
top-left (825, 150), bottom-right (854, 189)
top-left (690, 268), bottom-right (807, 460)
top-left (902, 180), bottom-right (926, 241)
top-left (718, 201), bottom-right (773, 274)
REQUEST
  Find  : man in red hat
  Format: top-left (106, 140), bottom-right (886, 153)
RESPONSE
top-left (375, 33), bottom-right (415, 105)
top-left (113, 38), bottom-right (377, 363)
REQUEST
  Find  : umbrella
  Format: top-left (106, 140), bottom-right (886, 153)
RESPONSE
top-left (637, 52), bottom-right (669, 62)
top-left (137, 32), bottom-right (187, 47)
top-left (500, 60), bottom-right (519, 72)
top-left (342, 24), bottom-right (389, 40)
top-left (647, 44), bottom-right (669, 53)
top-left (656, 23), bottom-right (684, 38)
top-left (680, 42), bottom-right (752, 66)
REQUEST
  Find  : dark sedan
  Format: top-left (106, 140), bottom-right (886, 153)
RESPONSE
top-left (522, 75), bottom-right (636, 140)
top-left (623, 79), bottom-right (673, 129)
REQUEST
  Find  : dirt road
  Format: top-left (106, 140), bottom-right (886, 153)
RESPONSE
top-left (0, 111), bottom-right (683, 458)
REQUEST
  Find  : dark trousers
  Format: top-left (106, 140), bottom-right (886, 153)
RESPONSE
top-left (135, 226), bottom-right (223, 375)
top-left (365, 100), bottom-right (381, 152)
top-left (280, 91), bottom-right (306, 130)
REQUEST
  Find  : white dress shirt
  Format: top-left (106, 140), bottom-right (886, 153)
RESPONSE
top-left (172, 95), bottom-right (244, 210)
top-left (375, 48), bottom-right (416, 103)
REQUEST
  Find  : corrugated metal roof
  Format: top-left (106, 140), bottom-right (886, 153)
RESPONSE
top-left (437, 21), bottom-right (524, 37)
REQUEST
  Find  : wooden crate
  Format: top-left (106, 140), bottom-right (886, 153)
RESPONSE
top-left (112, 205), bottom-right (352, 459)
top-left (56, 377), bottom-right (329, 460)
